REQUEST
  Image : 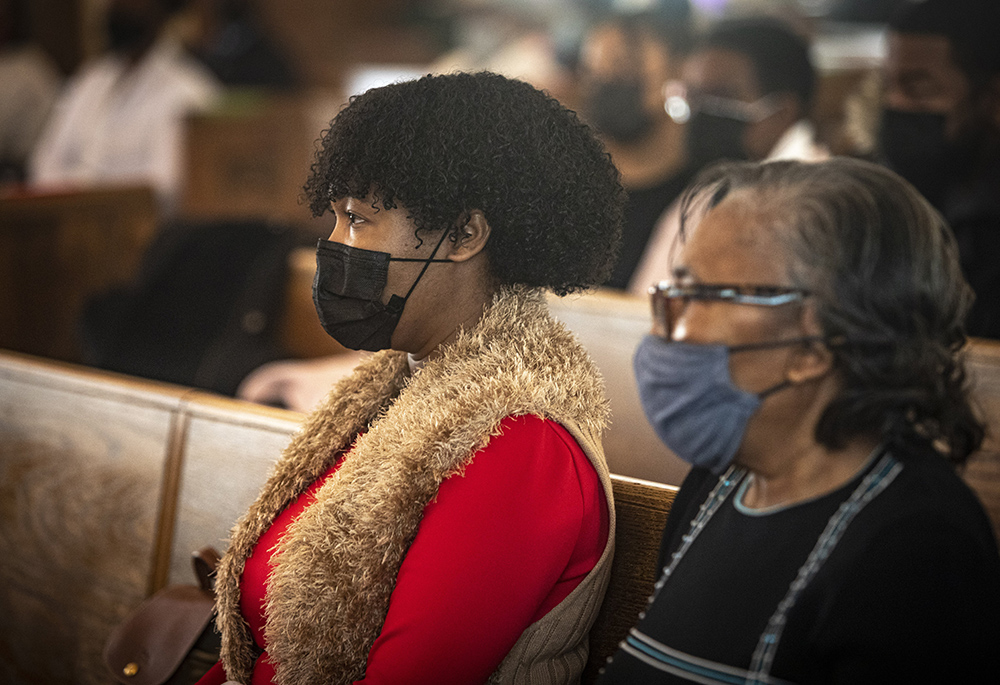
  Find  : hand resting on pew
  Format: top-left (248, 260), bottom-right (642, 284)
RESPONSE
top-left (235, 352), bottom-right (366, 412)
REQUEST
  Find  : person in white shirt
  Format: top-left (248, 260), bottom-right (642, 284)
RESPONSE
top-left (630, 16), bottom-right (827, 295)
top-left (0, 0), bottom-right (61, 184)
top-left (28, 0), bottom-right (219, 214)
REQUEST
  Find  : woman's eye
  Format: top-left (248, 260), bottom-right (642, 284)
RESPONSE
top-left (346, 211), bottom-right (361, 225)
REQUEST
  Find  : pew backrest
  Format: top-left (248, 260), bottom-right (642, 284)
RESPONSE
top-left (0, 350), bottom-right (299, 682)
top-left (964, 338), bottom-right (1000, 542)
top-left (0, 186), bottom-right (158, 363)
top-left (546, 290), bottom-right (690, 485)
top-left (583, 475), bottom-right (677, 684)
top-left (0, 349), bottom-right (680, 684)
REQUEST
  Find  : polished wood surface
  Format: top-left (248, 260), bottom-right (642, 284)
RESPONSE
top-left (0, 351), bottom-right (186, 684)
top-left (964, 338), bottom-right (1000, 543)
top-left (166, 394), bottom-right (300, 588)
top-left (181, 97), bottom-right (320, 226)
top-left (0, 350), bottom-right (299, 683)
top-left (583, 475), bottom-right (677, 684)
top-left (0, 186), bottom-right (158, 362)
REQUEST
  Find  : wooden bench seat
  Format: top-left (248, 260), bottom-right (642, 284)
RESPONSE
top-left (5, 319), bottom-right (999, 682)
top-left (963, 338), bottom-right (1000, 542)
top-left (0, 349), bottom-right (678, 683)
top-left (0, 351), bottom-right (298, 682)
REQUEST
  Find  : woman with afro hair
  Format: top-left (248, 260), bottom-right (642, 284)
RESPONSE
top-left (199, 71), bottom-right (626, 684)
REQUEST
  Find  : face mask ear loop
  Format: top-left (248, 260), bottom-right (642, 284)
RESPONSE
top-left (757, 379), bottom-right (792, 400)
top-left (750, 336), bottom-right (831, 400)
top-left (728, 335), bottom-right (826, 354)
top-left (399, 228), bottom-right (453, 303)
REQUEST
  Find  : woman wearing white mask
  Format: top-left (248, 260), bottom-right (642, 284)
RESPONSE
top-left (601, 158), bottom-right (1000, 684)
top-left (199, 71), bottom-right (625, 685)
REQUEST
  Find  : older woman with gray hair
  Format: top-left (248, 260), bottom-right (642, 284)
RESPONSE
top-left (600, 157), bottom-right (1000, 684)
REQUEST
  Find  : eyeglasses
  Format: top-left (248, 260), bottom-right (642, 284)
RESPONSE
top-left (649, 281), bottom-right (811, 338)
top-left (662, 81), bottom-right (781, 124)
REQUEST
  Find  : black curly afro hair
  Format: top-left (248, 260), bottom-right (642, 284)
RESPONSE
top-left (304, 71), bottom-right (625, 295)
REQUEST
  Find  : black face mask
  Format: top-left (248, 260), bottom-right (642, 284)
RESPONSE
top-left (685, 112), bottom-right (749, 168)
top-left (312, 231), bottom-right (451, 352)
top-left (879, 108), bottom-right (979, 207)
top-left (584, 80), bottom-right (656, 144)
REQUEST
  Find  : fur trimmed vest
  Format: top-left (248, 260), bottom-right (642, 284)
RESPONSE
top-left (214, 286), bottom-right (615, 684)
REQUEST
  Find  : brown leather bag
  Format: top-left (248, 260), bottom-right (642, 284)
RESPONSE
top-left (104, 547), bottom-right (221, 685)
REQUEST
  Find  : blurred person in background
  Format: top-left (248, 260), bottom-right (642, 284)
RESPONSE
top-left (880, 0), bottom-right (1000, 339)
top-left (672, 16), bottom-right (825, 171)
top-left (181, 0), bottom-right (299, 89)
top-left (0, 0), bottom-right (60, 186)
top-left (577, 3), bottom-right (694, 290)
top-left (427, 3), bottom-right (576, 102)
top-left (28, 0), bottom-right (220, 214)
top-left (630, 15), bottom-right (826, 295)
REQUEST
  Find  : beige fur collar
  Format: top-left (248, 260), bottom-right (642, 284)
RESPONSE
top-left (215, 286), bottom-right (610, 684)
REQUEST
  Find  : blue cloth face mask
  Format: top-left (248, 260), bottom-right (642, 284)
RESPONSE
top-left (633, 334), bottom-right (812, 474)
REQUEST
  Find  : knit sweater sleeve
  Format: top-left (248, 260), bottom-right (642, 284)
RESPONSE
top-left (355, 414), bottom-right (609, 685)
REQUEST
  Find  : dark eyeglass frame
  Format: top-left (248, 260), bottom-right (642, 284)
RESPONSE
top-left (649, 281), bottom-right (811, 337)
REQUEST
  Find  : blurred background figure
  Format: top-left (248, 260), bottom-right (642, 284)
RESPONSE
top-left (630, 14), bottom-right (826, 294)
top-left (879, 0), bottom-right (1000, 339)
top-left (674, 15), bottom-right (825, 168)
top-left (577, 1), bottom-right (694, 290)
top-left (427, 2), bottom-right (577, 102)
top-left (180, 0), bottom-right (299, 89)
top-left (0, 0), bottom-right (60, 186)
top-left (27, 0), bottom-right (220, 214)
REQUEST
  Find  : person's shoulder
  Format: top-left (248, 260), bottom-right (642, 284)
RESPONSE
top-left (839, 445), bottom-right (999, 567)
top-left (888, 446), bottom-right (992, 525)
top-left (473, 415), bottom-right (598, 488)
top-left (147, 38), bottom-right (222, 101)
top-left (487, 415), bottom-right (584, 460)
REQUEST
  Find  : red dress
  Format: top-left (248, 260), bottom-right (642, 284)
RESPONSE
top-left (197, 414), bottom-right (609, 684)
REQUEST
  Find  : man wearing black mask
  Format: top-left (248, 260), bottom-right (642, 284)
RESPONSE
top-left (673, 17), bottom-right (826, 169)
top-left (881, 0), bottom-right (1000, 338)
top-left (628, 17), bottom-right (826, 295)
top-left (578, 8), bottom-right (694, 290)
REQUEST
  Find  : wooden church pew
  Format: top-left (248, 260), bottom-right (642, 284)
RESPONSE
top-left (5, 332), bottom-right (1000, 683)
top-left (0, 349), bottom-right (679, 683)
top-left (0, 186), bottom-right (158, 363)
top-left (964, 338), bottom-right (1000, 542)
top-left (0, 350), bottom-right (298, 681)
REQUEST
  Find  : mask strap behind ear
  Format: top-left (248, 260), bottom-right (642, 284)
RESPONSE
top-left (757, 379), bottom-right (792, 400)
top-left (728, 336), bottom-right (825, 354)
top-left (400, 228), bottom-right (453, 301)
top-left (747, 336), bottom-right (829, 400)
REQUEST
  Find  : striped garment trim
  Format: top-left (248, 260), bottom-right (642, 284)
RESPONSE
top-left (620, 629), bottom-right (796, 685)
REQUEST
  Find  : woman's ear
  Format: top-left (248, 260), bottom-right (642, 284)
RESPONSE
top-left (787, 301), bottom-right (835, 384)
top-left (447, 210), bottom-right (491, 262)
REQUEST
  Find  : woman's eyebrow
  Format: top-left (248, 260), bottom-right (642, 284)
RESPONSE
top-left (671, 265), bottom-right (694, 281)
